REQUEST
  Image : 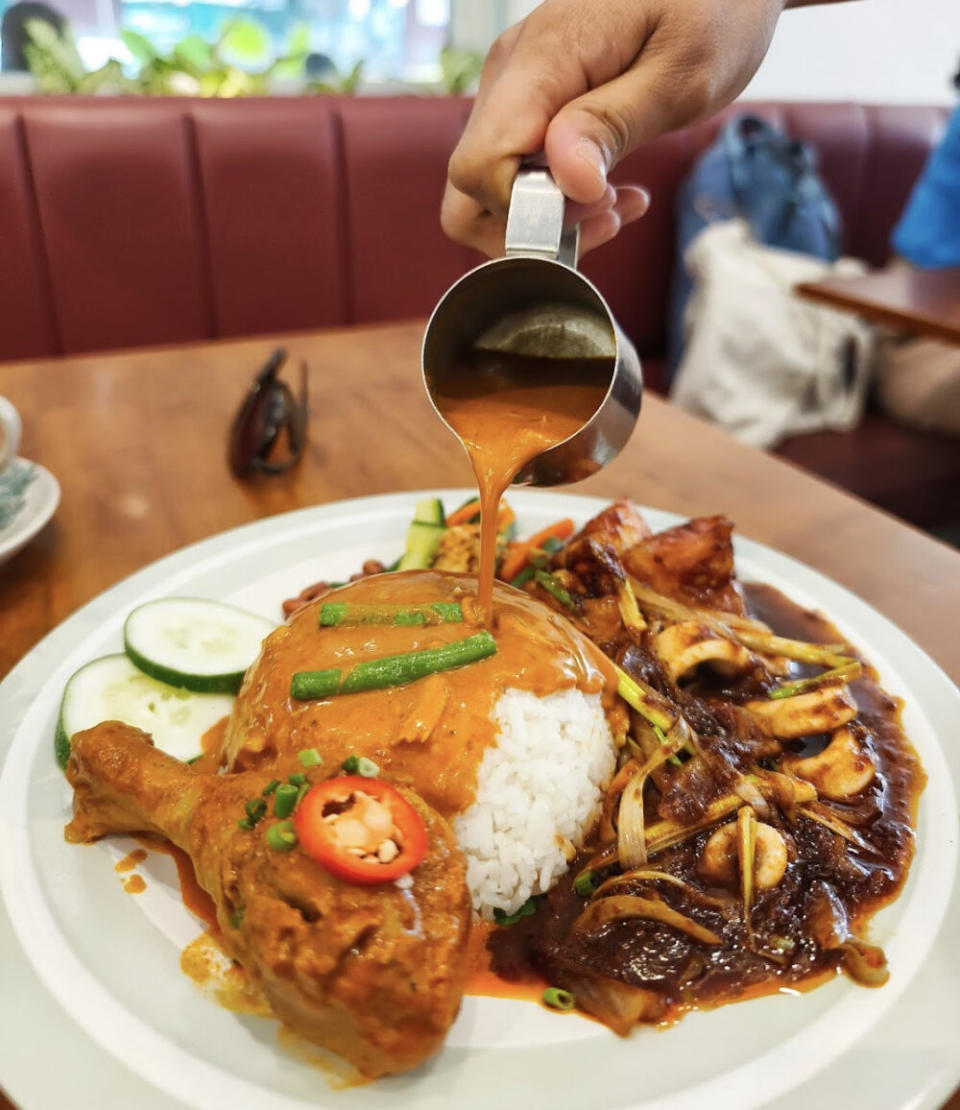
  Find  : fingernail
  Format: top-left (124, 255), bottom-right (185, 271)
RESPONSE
top-left (576, 137), bottom-right (607, 188)
top-left (619, 185), bottom-right (651, 221)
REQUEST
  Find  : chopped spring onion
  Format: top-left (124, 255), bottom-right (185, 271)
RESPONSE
top-left (267, 820), bottom-right (298, 851)
top-left (288, 771), bottom-right (307, 786)
top-left (298, 747), bottom-right (323, 767)
top-left (542, 987), bottom-right (576, 1011)
top-left (356, 757), bottom-right (379, 778)
top-left (262, 779), bottom-right (280, 796)
top-left (245, 798), bottom-right (267, 826)
top-left (273, 783), bottom-right (300, 818)
top-left (342, 755), bottom-right (359, 774)
top-left (573, 871), bottom-right (597, 897)
top-left (493, 897), bottom-right (538, 926)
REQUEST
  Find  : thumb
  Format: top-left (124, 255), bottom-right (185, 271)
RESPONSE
top-left (544, 66), bottom-right (673, 203)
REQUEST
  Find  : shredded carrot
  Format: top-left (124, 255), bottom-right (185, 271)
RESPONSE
top-left (446, 500), bottom-right (516, 530)
top-left (499, 518), bottom-right (575, 581)
top-left (445, 500), bottom-right (481, 526)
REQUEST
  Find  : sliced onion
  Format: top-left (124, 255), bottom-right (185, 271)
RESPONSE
top-left (593, 869), bottom-right (733, 910)
top-left (839, 938), bottom-right (890, 987)
top-left (617, 771), bottom-right (648, 869)
top-left (572, 894), bottom-right (722, 946)
top-left (600, 759), bottom-right (640, 844)
top-left (734, 777), bottom-right (771, 820)
top-left (617, 735), bottom-right (687, 869)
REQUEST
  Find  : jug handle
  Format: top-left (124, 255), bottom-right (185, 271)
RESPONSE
top-left (504, 162), bottom-right (580, 269)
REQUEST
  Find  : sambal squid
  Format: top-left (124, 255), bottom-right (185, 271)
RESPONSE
top-left (289, 499), bottom-right (924, 1035)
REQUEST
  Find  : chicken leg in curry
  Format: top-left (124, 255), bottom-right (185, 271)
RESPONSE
top-left (65, 720), bottom-right (472, 1078)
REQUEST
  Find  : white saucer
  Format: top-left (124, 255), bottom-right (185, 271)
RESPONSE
top-left (0, 459), bottom-right (60, 566)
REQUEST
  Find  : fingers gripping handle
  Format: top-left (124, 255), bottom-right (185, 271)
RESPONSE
top-left (505, 166), bottom-right (580, 268)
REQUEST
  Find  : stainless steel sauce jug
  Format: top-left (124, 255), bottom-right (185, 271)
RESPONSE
top-left (422, 165), bottom-right (643, 485)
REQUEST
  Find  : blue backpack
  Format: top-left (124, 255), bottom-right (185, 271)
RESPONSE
top-left (668, 115), bottom-right (842, 374)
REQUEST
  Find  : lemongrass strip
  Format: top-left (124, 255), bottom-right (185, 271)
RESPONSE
top-left (616, 580), bottom-right (646, 633)
top-left (768, 660), bottom-right (862, 700)
top-left (628, 578), bottom-right (852, 667)
top-left (615, 667), bottom-right (674, 733)
top-left (737, 806), bottom-right (758, 941)
top-left (798, 804), bottom-right (875, 853)
top-left (645, 793), bottom-right (744, 856)
top-left (615, 667), bottom-right (699, 762)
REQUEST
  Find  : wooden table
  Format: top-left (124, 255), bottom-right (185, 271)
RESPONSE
top-left (797, 262), bottom-right (960, 343)
top-left (1, 319), bottom-right (959, 1110)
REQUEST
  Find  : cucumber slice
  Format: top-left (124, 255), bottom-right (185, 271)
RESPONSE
top-left (413, 497), bottom-right (445, 526)
top-left (55, 654), bottom-right (235, 769)
top-left (124, 597), bottom-right (276, 694)
top-left (397, 521), bottom-right (444, 571)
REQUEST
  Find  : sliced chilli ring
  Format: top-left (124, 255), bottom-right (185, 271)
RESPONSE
top-left (294, 775), bottom-right (427, 884)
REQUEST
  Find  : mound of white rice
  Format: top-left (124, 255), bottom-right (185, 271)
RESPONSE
top-left (453, 688), bottom-right (616, 920)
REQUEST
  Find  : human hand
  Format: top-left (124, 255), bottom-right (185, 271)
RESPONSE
top-left (442, 0), bottom-right (786, 257)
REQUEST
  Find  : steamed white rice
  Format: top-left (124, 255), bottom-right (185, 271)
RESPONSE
top-left (453, 687), bottom-right (616, 920)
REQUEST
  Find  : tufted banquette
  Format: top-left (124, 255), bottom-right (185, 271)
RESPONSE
top-left (0, 95), bottom-right (955, 528)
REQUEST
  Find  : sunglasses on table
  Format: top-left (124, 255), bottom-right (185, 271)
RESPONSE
top-left (228, 349), bottom-right (308, 478)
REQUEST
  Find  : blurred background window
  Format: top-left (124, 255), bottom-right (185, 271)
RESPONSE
top-left (0, 0), bottom-right (954, 105)
top-left (0, 0), bottom-right (489, 81)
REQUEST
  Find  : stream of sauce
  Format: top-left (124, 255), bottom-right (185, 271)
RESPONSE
top-left (434, 351), bottom-right (611, 620)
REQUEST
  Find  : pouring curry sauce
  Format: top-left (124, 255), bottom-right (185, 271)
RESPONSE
top-left (433, 349), bottom-right (612, 620)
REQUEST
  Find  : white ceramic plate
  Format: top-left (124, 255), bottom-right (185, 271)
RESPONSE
top-left (1, 490), bottom-right (959, 1110)
top-left (0, 459), bottom-right (60, 566)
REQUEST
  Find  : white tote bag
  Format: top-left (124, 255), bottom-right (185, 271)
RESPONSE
top-left (670, 220), bottom-right (875, 449)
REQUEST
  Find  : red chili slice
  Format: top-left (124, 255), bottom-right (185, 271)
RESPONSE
top-left (294, 775), bottom-right (427, 884)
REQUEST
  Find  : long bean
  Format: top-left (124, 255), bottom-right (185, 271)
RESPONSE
top-left (290, 630), bottom-right (497, 699)
top-left (534, 569), bottom-right (575, 610)
top-left (319, 601), bottom-right (463, 627)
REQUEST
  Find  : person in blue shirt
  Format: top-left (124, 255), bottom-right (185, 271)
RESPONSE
top-left (876, 60), bottom-right (960, 438)
top-left (891, 60), bottom-right (960, 269)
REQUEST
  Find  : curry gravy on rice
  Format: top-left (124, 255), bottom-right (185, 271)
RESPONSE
top-left (219, 570), bottom-right (617, 817)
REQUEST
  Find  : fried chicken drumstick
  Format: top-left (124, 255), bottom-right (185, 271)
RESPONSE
top-left (65, 721), bottom-right (472, 1078)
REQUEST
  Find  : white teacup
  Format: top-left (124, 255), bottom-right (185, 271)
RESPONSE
top-left (0, 396), bottom-right (22, 475)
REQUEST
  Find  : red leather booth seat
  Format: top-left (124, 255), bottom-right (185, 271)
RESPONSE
top-left (0, 96), bottom-right (954, 528)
